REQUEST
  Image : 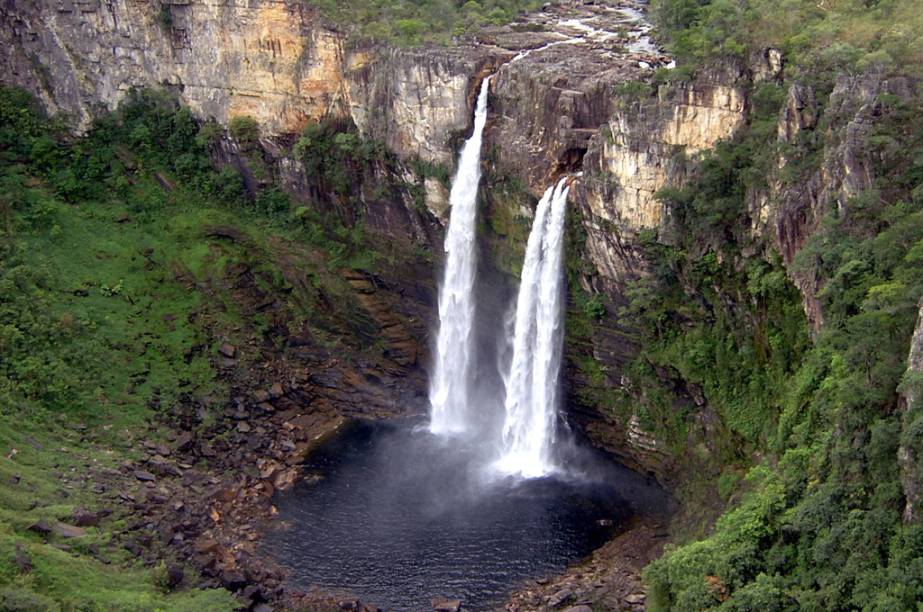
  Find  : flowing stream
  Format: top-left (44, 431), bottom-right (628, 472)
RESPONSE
top-left (428, 77), bottom-right (492, 435)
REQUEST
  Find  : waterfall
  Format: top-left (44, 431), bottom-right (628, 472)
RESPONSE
top-left (496, 178), bottom-right (570, 477)
top-left (428, 77), bottom-right (491, 435)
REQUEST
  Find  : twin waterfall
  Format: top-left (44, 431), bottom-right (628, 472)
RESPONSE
top-left (428, 77), bottom-right (570, 478)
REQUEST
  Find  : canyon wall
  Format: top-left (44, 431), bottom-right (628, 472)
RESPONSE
top-left (0, 0), bottom-right (480, 166)
top-left (5, 0), bottom-right (913, 483)
top-left (0, 0), bottom-right (757, 480)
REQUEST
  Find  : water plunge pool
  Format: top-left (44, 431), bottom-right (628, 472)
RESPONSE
top-left (263, 420), bottom-right (666, 610)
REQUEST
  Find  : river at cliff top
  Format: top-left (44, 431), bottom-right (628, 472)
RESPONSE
top-left (263, 420), bottom-right (668, 611)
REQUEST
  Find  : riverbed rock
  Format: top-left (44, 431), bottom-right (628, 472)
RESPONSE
top-left (432, 596), bottom-right (462, 611)
top-left (547, 587), bottom-right (574, 607)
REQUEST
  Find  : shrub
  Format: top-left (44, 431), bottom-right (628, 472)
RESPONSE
top-left (228, 115), bottom-right (260, 146)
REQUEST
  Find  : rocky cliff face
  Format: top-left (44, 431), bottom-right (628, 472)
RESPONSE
top-left (1, 1), bottom-right (349, 132)
top-left (0, 0), bottom-right (484, 171)
top-left (900, 300), bottom-right (923, 522)
top-left (573, 62), bottom-right (749, 290)
top-left (752, 73), bottom-right (917, 329)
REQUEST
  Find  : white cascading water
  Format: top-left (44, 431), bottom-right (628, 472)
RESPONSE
top-left (496, 178), bottom-right (570, 477)
top-left (428, 77), bottom-right (492, 435)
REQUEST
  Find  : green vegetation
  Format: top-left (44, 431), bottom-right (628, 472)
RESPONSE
top-left (294, 118), bottom-right (389, 200)
top-left (652, 0), bottom-right (923, 76)
top-left (0, 84), bottom-right (411, 608)
top-left (156, 4), bottom-right (173, 33)
top-left (310, 0), bottom-right (544, 45)
top-left (612, 48), bottom-right (923, 611)
top-left (482, 169), bottom-right (534, 277)
top-left (227, 115), bottom-right (260, 147)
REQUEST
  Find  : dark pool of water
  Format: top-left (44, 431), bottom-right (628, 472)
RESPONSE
top-left (263, 420), bottom-right (667, 611)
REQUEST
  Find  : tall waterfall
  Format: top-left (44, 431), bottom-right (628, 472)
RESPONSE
top-left (428, 77), bottom-right (492, 435)
top-left (496, 178), bottom-right (570, 477)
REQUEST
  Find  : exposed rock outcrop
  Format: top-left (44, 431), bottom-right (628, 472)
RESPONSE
top-left (1, 1), bottom-right (350, 132)
top-left (900, 300), bottom-right (923, 523)
top-left (574, 62), bottom-right (749, 288)
top-left (754, 74), bottom-right (917, 329)
top-left (0, 0), bottom-right (485, 175)
top-left (346, 44), bottom-right (501, 166)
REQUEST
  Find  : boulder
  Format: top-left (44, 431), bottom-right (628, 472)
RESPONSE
top-left (28, 520), bottom-right (53, 536)
top-left (547, 588), bottom-right (574, 607)
top-left (174, 432), bottom-right (194, 452)
top-left (48, 522), bottom-right (86, 538)
top-left (166, 563), bottom-right (185, 589)
top-left (220, 569), bottom-right (247, 590)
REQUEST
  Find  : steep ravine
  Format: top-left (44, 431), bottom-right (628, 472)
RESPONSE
top-left (1, 0), bottom-right (680, 474)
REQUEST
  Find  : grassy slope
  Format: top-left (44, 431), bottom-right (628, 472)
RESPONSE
top-left (0, 87), bottom-right (408, 610)
top-left (0, 180), bottom-right (241, 609)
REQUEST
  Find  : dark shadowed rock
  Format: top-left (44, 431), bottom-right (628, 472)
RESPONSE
top-left (149, 456), bottom-right (182, 477)
top-left (174, 432), bottom-right (194, 452)
top-left (166, 562), bottom-right (185, 589)
top-left (269, 382), bottom-right (284, 399)
top-left (73, 507), bottom-right (109, 527)
top-left (28, 521), bottom-right (53, 536)
top-left (220, 569), bottom-right (247, 590)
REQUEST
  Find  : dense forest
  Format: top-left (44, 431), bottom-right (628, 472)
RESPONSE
top-left (627, 0), bottom-right (923, 609)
